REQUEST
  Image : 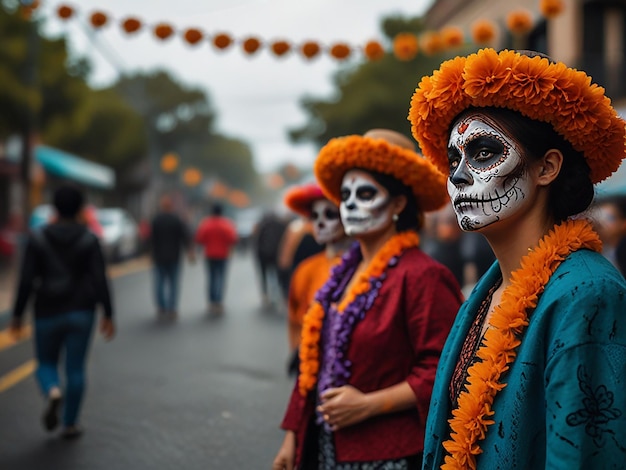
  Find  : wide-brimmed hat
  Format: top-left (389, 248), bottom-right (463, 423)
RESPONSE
top-left (408, 48), bottom-right (626, 184)
top-left (283, 183), bottom-right (326, 218)
top-left (314, 130), bottom-right (449, 213)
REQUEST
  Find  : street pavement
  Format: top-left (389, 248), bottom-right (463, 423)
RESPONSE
top-left (0, 250), bottom-right (294, 470)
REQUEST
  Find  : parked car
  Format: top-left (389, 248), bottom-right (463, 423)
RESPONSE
top-left (96, 208), bottom-right (140, 262)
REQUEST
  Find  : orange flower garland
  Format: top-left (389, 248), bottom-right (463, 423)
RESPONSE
top-left (213, 33), bottom-right (232, 50)
top-left (271, 40), bottom-right (291, 57)
top-left (184, 28), bottom-right (204, 46)
top-left (393, 33), bottom-right (419, 61)
top-left (471, 19), bottom-right (497, 45)
top-left (540, 0), bottom-right (565, 19)
top-left (506, 9), bottom-right (534, 35)
top-left (57, 5), bottom-right (74, 20)
top-left (122, 17), bottom-right (142, 34)
top-left (441, 219), bottom-right (602, 469)
top-left (301, 41), bottom-right (321, 60)
top-left (90, 11), bottom-right (108, 29)
top-left (298, 231), bottom-right (420, 396)
top-left (408, 48), bottom-right (626, 184)
top-left (330, 43), bottom-right (351, 60)
top-left (243, 37), bottom-right (262, 55)
top-left (441, 26), bottom-right (464, 49)
top-left (154, 23), bottom-right (174, 40)
top-left (364, 41), bottom-right (385, 61)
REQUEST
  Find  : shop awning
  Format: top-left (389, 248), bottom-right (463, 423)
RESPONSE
top-left (35, 145), bottom-right (115, 189)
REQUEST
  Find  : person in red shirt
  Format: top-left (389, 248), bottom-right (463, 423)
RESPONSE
top-left (194, 203), bottom-right (238, 315)
top-left (272, 129), bottom-right (463, 469)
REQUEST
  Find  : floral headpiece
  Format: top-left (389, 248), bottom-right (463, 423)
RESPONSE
top-left (408, 48), bottom-right (626, 184)
top-left (283, 183), bottom-right (326, 218)
top-left (314, 134), bottom-right (449, 213)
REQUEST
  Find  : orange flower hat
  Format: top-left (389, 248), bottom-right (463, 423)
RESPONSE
top-left (283, 183), bottom-right (326, 218)
top-left (314, 130), bottom-right (449, 213)
top-left (408, 48), bottom-right (626, 184)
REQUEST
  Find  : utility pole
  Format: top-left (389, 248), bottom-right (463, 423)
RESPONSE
top-left (19, 0), bottom-right (39, 230)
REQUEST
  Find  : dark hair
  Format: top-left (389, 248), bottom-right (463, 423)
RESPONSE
top-left (53, 184), bottom-right (85, 219)
top-left (212, 203), bottom-right (223, 216)
top-left (455, 106), bottom-right (594, 222)
top-left (360, 169), bottom-right (422, 232)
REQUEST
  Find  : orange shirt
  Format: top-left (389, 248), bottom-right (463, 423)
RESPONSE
top-left (195, 216), bottom-right (238, 259)
top-left (287, 251), bottom-right (340, 349)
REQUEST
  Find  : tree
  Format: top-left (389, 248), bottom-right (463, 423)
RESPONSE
top-left (113, 71), bottom-right (259, 195)
top-left (289, 15), bottom-right (475, 149)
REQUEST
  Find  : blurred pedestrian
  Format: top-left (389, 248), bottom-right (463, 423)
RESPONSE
top-left (149, 194), bottom-right (195, 320)
top-left (252, 209), bottom-right (288, 309)
top-left (10, 184), bottom-right (115, 439)
top-left (595, 195), bottom-right (626, 276)
top-left (195, 203), bottom-right (238, 315)
top-left (283, 183), bottom-right (352, 376)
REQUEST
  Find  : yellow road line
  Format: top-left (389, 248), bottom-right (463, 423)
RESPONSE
top-left (0, 359), bottom-right (36, 393)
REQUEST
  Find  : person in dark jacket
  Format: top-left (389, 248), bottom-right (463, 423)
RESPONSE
top-left (9, 184), bottom-right (115, 440)
top-left (149, 194), bottom-right (194, 319)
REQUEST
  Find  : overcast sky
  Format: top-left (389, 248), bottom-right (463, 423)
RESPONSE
top-left (37, 0), bottom-right (435, 174)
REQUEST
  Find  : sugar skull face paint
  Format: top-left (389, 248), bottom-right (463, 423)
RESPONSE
top-left (310, 199), bottom-right (344, 244)
top-left (339, 170), bottom-right (394, 236)
top-left (447, 113), bottom-right (531, 231)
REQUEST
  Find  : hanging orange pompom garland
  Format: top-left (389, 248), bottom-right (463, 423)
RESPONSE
top-left (271, 40), bottom-right (291, 57)
top-left (213, 33), bottom-right (233, 50)
top-left (441, 26), bottom-right (464, 49)
top-left (154, 23), bottom-right (174, 40)
top-left (184, 28), bottom-right (204, 45)
top-left (122, 17), bottom-right (142, 34)
top-left (471, 19), bottom-right (497, 45)
top-left (330, 43), bottom-right (351, 60)
top-left (364, 40), bottom-right (385, 61)
top-left (57, 5), bottom-right (74, 20)
top-left (506, 9), bottom-right (534, 35)
top-left (301, 41), bottom-right (321, 59)
top-left (540, 0), bottom-right (565, 19)
top-left (243, 37), bottom-right (262, 55)
top-left (421, 31), bottom-right (443, 56)
top-left (89, 11), bottom-right (108, 29)
top-left (393, 33), bottom-right (419, 61)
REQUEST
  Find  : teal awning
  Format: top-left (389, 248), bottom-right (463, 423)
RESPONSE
top-left (35, 145), bottom-right (115, 189)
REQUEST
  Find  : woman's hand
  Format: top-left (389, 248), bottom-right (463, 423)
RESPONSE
top-left (272, 431), bottom-right (296, 470)
top-left (317, 385), bottom-right (373, 431)
top-left (8, 317), bottom-right (23, 341)
top-left (99, 317), bottom-right (115, 341)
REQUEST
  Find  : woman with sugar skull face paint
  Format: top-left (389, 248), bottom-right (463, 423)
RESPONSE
top-left (273, 129), bottom-right (463, 470)
top-left (282, 184), bottom-right (352, 377)
top-left (409, 49), bottom-right (626, 470)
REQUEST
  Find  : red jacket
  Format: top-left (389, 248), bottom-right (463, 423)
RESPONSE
top-left (281, 247), bottom-right (462, 466)
top-left (195, 216), bottom-right (238, 260)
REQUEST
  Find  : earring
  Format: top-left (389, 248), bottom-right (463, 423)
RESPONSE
top-left (392, 213), bottom-right (399, 222)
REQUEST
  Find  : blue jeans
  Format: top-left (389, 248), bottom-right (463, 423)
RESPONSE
top-left (154, 262), bottom-right (180, 311)
top-left (34, 310), bottom-right (95, 427)
top-left (206, 258), bottom-right (228, 303)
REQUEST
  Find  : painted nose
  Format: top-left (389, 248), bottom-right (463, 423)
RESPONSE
top-left (450, 158), bottom-right (473, 186)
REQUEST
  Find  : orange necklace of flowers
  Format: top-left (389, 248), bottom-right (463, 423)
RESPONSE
top-left (298, 230), bottom-right (420, 396)
top-left (442, 218), bottom-right (602, 469)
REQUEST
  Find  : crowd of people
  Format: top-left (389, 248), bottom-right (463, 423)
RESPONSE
top-left (7, 48), bottom-right (626, 467)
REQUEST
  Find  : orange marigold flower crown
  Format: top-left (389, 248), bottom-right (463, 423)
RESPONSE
top-left (314, 134), bottom-right (449, 213)
top-left (283, 183), bottom-right (326, 218)
top-left (408, 48), bottom-right (626, 184)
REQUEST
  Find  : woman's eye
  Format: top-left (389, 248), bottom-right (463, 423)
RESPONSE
top-left (340, 189), bottom-right (350, 202)
top-left (356, 187), bottom-right (376, 201)
top-left (325, 210), bottom-right (339, 220)
top-left (475, 148), bottom-right (495, 161)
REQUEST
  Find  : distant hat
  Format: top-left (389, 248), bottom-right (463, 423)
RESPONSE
top-left (408, 48), bottom-right (626, 184)
top-left (283, 183), bottom-right (326, 218)
top-left (314, 129), bottom-right (449, 213)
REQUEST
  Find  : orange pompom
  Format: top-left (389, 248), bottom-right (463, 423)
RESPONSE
top-left (364, 40), bottom-right (385, 61)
